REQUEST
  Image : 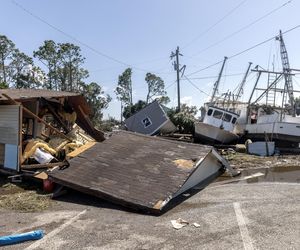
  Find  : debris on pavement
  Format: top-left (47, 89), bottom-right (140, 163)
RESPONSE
top-left (192, 222), bottom-right (201, 228)
top-left (171, 218), bottom-right (189, 229)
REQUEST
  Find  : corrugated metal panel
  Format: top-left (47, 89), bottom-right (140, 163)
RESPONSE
top-left (49, 131), bottom-right (224, 213)
top-left (0, 105), bottom-right (20, 145)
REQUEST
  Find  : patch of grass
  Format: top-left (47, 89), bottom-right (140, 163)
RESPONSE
top-left (0, 191), bottom-right (52, 212)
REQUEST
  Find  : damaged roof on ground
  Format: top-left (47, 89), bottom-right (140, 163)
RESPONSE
top-left (49, 131), bottom-right (228, 213)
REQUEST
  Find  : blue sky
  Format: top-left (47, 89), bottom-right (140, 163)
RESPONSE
top-left (1, 0), bottom-right (300, 119)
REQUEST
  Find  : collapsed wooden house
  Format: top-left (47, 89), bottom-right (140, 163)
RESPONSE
top-left (0, 89), bottom-right (104, 173)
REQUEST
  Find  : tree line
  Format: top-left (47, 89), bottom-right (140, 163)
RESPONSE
top-left (0, 35), bottom-right (111, 126)
top-left (1, 34), bottom-right (197, 132)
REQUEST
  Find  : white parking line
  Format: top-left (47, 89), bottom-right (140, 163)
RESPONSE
top-left (25, 209), bottom-right (87, 250)
top-left (233, 202), bottom-right (254, 250)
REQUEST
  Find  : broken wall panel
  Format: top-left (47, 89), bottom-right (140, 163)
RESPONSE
top-left (49, 131), bottom-right (226, 213)
top-left (0, 105), bottom-right (21, 171)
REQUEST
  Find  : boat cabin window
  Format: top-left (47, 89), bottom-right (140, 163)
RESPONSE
top-left (212, 110), bottom-right (223, 119)
top-left (222, 113), bottom-right (232, 122)
top-left (207, 109), bottom-right (213, 116)
top-left (232, 117), bottom-right (237, 124)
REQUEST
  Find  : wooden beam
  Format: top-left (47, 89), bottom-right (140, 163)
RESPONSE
top-left (67, 141), bottom-right (96, 158)
top-left (21, 161), bottom-right (67, 170)
top-left (2, 94), bottom-right (72, 142)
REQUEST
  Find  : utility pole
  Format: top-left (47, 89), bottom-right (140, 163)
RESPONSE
top-left (171, 46), bottom-right (185, 112)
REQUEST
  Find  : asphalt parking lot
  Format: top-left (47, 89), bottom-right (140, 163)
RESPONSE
top-left (0, 176), bottom-right (299, 250)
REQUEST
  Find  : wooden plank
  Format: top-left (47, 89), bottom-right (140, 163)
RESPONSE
top-left (67, 141), bottom-right (96, 158)
top-left (21, 161), bottom-right (67, 170)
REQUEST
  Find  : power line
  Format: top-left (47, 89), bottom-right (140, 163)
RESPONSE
top-left (182, 72), bottom-right (245, 80)
top-left (11, 0), bottom-right (169, 74)
top-left (191, 0), bottom-right (292, 57)
top-left (182, 0), bottom-right (248, 49)
top-left (187, 24), bottom-right (300, 76)
top-left (228, 24), bottom-right (300, 60)
top-left (186, 60), bottom-right (224, 76)
top-left (183, 75), bottom-right (210, 96)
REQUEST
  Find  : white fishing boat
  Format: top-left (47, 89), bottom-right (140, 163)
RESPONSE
top-left (236, 107), bottom-right (300, 146)
top-left (194, 106), bottom-right (239, 144)
top-left (235, 31), bottom-right (300, 147)
top-left (193, 58), bottom-right (252, 145)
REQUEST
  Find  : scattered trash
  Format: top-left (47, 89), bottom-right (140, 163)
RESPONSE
top-left (192, 222), bottom-right (201, 228)
top-left (171, 218), bottom-right (189, 230)
top-left (0, 229), bottom-right (44, 246)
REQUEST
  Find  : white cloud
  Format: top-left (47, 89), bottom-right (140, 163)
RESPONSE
top-left (181, 96), bottom-right (192, 106)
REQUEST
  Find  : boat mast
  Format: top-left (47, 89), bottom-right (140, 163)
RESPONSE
top-left (234, 62), bottom-right (252, 102)
top-left (210, 56), bottom-right (228, 104)
top-left (276, 30), bottom-right (295, 116)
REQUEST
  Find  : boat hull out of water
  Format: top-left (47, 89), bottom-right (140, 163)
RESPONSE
top-left (194, 122), bottom-right (239, 144)
top-left (194, 106), bottom-right (239, 145)
top-left (236, 121), bottom-right (300, 146)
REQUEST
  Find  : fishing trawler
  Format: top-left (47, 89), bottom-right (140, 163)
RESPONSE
top-left (235, 30), bottom-right (300, 147)
top-left (193, 58), bottom-right (252, 144)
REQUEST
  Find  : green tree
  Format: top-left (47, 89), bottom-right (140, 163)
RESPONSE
top-left (9, 49), bottom-right (34, 88)
top-left (123, 100), bottom-right (146, 119)
top-left (34, 41), bottom-right (88, 92)
top-left (115, 68), bottom-right (133, 106)
top-left (33, 40), bottom-right (59, 90)
top-left (13, 65), bottom-right (45, 89)
top-left (99, 116), bottom-right (121, 131)
top-left (168, 104), bottom-right (198, 134)
top-left (57, 43), bottom-right (85, 91)
top-left (0, 82), bottom-right (8, 89)
top-left (145, 73), bottom-right (167, 104)
top-left (0, 35), bottom-right (15, 86)
top-left (81, 82), bottom-right (112, 126)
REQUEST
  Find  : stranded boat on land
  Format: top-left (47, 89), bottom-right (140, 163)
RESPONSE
top-left (193, 58), bottom-right (251, 145)
top-left (194, 106), bottom-right (239, 144)
top-left (236, 31), bottom-right (300, 147)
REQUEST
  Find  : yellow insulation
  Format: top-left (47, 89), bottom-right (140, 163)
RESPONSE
top-left (22, 140), bottom-right (57, 164)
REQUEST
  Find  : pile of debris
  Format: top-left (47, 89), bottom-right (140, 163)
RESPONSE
top-left (0, 89), bottom-right (237, 214)
top-left (0, 89), bottom-right (104, 179)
